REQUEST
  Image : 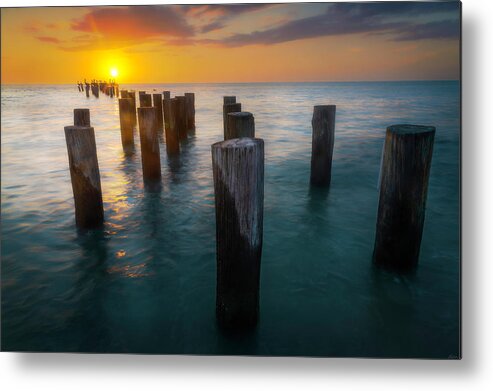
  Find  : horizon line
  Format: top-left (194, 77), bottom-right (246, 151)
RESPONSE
top-left (2, 79), bottom-right (460, 86)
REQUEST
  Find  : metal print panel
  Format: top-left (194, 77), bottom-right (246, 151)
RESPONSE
top-left (0, 1), bottom-right (461, 358)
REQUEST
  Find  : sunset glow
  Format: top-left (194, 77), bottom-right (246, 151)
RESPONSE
top-left (1, 3), bottom-right (460, 84)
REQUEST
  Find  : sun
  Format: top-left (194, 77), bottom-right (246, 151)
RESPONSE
top-left (110, 68), bottom-right (118, 78)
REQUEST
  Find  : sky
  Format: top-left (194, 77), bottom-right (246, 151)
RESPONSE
top-left (1, 2), bottom-right (461, 84)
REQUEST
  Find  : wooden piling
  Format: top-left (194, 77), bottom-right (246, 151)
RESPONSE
top-left (223, 96), bottom-right (236, 104)
top-left (74, 108), bottom-right (90, 127)
top-left (137, 107), bottom-right (161, 182)
top-left (226, 112), bottom-right (255, 140)
top-left (140, 93), bottom-right (152, 108)
top-left (223, 103), bottom-right (242, 139)
top-left (184, 92), bottom-right (195, 132)
top-left (152, 93), bottom-right (164, 130)
top-left (127, 91), bottom-right (137, 125)
top-left (176, 96), bottom-right (187, 140)
top-left (162, 95), bottom-right (171, 132)
top-left (85, 84), bottom-right (90, 98)
top-left (163, 91), bottom-right (171, 100)
top-left (310, 105), bottom-right (336, 187)
top-left (373, 124), bottom-right (435, 271)
top-left (165, 98), bottom-right (180, 155)
top-left (118, 98), bottom-right (135, 153)
top-left (121, 90), bottom-right (128, 99)
top-left (212, 137), bottom-right (264, 329)
top-left (64, 126), bottom-right (104, 229)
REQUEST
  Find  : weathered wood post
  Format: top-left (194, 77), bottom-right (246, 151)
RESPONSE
top-left (140, 93), bottom-right (152, 108)
top-left (165, 98), bottom-right (180, 155)
top-left (223, 96), bottom-right (236, 104)
top-left (109, 86), bottom-right (114, 98)
top-left (137, 107), bottom-right (161, 182)
top-left (85, 83), bottom-right (90, 98)
top-left (118, 98), bottom-right (135, 153)
top-left (152, 93), bottom-right (164, 130)
top-left (162, 95), bottom-right (171, 132)
top-left (176, 96), bottom-right (187, 140)
top-left (74, 108), bottom-right (90, 127)
top-left (163, 91), bottom-right (171, 100)
top-left (121, 90), bottom-right (128, 99)
top-left (223, 103), bottom-right (241, 139)
top-left (184, 92), bottom-right (195, 133)
top-left (226, 112), bottom-right (255, 140)
top-left (64, 126), bottom-right (104, 229)
top-left (310, 105), bottom-right (336, 187)
top-left (373, 124), bottom-right (435, 271)
top-left (211, 137), bottom-right (264, 329)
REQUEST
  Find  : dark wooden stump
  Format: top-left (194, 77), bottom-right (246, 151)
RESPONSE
top-left (74, 108), bottom-right (90, 126)
top-left (310, 105), bottom-right (336, 186)
top-left (184, 92), bottom-right (195, 132)
top-left (373, 124), bottom-right (435, 271)
top-left (165, 98), bottom-right (180, 155)
top-left (162, 96), bottom-right (171, 133)
top-left (152, 93), bottom-right (164, 130)
top-left (163, 91), bottom-right (171, 100)
top-left (127, 91), bottom-right (137, 125)
top-left (176, 96), bottom-right (187, 140)
top-left (140, 93), bottom-right (152, 108)
top-left (120, 90), bottom-right (128, 99)
top-left (223, 103), bottom-right (242, 139)
top-left (118, 98), bottom-right (135, 153)
top-left (211, 137), bottom-right (264, 329)
top-left (226, 112), bottom-right (255, 140)
top-left (223, 96), bottom-right (236, 104)
top-left (64, 126), bottom-right (104, 229)
top-left (85, 84), bottom-right (90, 98)
top-left (137, 107), bottom-right (161, 183)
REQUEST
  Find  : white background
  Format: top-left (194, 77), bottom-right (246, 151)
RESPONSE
top-left (1, 0), bottom-right (491, 389)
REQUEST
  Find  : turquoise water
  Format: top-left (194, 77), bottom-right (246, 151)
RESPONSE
top-left (1, 81), bottom-right (460, 357)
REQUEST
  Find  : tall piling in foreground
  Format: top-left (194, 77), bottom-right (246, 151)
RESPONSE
top-left (118, 98), bottom-right (135, 153)
top-left (226, 112), bottom-right (255, 140)
top-left (140, 93), bottom-right (152, 108)
top-left (166, 98), bottom-right (180, 155)
top-left (176, 96), bottom-right (187, 140)
top-left (310, 105), bottom-right (336, 187)
top-left (211, 137), bottom-right (264, 329)
top-left (373, 124), bottom-right (435, 271)
top-left (223, 96), bottom-right (236, 104)
top-left (137, 107), bottom-right (161, 183)
top-left (74, 108), bottom-right (90, 127)
top-left (184, 92), bottom-right (195, 132)
top-left (64, 126), bottom-right (104, 229)
top-left (152, 93), bottom-right (164, 130)
top-left (223, 103), bottom-right (241, 139)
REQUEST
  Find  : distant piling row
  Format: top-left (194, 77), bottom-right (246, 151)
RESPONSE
top-left (78, 80), bottom-right (118, 99)
top-left (69, 87), bottom-right (436, 331)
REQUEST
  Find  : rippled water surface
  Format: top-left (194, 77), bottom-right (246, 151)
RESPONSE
top-left (1, 82), bottom-right (460, 357)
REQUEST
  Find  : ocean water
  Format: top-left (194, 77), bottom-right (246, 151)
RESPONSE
top-left (1, 81), bottom-right (460, 357)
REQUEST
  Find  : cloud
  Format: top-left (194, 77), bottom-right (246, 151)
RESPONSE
top-left (36, 36), bottom-right (61, 44)
top-left (71, 5), bottom-right (194, 42)
top-left (216, 2), bottom-right (460, 47)
top-left (184, 4), bottom-right (274, 33)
